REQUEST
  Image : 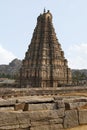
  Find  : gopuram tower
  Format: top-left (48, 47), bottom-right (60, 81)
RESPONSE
top-left (20, 10), bottom-right (72, 88)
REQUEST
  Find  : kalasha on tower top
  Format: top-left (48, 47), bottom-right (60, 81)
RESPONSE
top-left (20, 10), bottom-right (72, 88)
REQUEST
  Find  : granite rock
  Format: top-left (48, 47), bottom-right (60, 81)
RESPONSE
top-left (79, 109), bottom-right (87, 125)
top-left (64, 110), bottom-right (79, 128)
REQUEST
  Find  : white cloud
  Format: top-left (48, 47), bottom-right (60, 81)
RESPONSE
top-left (0, 44), bottom-right (16, 65)
top-left (66, 43), bottom-right (87, 69)
top-left (0, 43), bottom-right (87, 69)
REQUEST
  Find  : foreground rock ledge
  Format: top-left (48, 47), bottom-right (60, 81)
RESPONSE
top-left (0, 95), bottom-right (87, 130)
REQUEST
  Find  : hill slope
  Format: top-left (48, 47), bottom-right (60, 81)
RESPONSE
top-left (0, 59), bottom-right (22, 77)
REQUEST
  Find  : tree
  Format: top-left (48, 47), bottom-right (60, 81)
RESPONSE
top-left (72, 70), bottom-right (87, 85)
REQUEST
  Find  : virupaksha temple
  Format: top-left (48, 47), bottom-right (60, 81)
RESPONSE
top-left (20, 10), bottom-right (72, 88)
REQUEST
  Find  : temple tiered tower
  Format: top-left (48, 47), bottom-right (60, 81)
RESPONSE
top-left (20, 10), bottom-right (72, 88)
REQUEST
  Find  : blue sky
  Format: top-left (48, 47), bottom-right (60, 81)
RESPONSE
top-left (0, 0), bottom-right (87, 69)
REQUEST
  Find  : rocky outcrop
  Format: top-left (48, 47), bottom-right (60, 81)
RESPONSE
top-left (0, 58), bottom-right (22, 76)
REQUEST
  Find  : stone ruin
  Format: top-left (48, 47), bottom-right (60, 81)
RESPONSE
top-left (0, 93), bottom-right (87, 130)
top-left (0, 86), bottom-right (86, 130)
top-left (0, 10), bottom-right (87, 130)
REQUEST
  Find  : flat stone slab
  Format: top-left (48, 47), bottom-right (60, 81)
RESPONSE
top-left (30, 124), bottom-right (63, 130)
top-left (29, 109), bottom-right (65, 121)
top-left (0, 111), bottom-right (31, 129)
top-left (0, 109), bottom-right (64, 129)
top-left (0, 98), bottom-right (16, 106)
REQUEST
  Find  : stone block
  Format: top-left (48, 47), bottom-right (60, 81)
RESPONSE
top-left (18, 96), bottom-right (54, 104)
top-left (65, 102), bottom-right (87, 110)
top-left (29, 109), bottom-right (65, 121)
top-left (16, 112), bottom-right (31, 128)
top-left (23, 103), bottom-right (29, 111)
top-left (14, 102), bottom-right (25, 111)
top-left (0, 112), bottom-right (19, 129)
top-left (55, 101), bottom-right (65, 109)
top-left (79, 109), bottom-right (87, 125)
top-left (29, 103), bottom-right (55, 111)
top-left (30, 124), bottom-right (63, 130)
top-left (31, 118), bottom-right (63, 126)
top-left (0, 112), bottom-right (31, 129)
top-left (0, 98), bottom-right (16, 106)
top-left (64, 110), bottom-right (79, 128)
top-left (0, 106), bottom-right (14, 111)
top-left (12, 128), bottom-right (30, 130)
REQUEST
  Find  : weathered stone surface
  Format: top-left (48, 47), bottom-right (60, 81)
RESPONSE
top-left (64, 110), bottom-right (79, 128)
top-left (0, 106), bottom-right (14, 111)
top-left (79, 109), bottom-right (87, 125)
top-left (0, 112), bottom-right (31, 129)
top-left (29, 109), bottom-right (65, 121)
top-left (65, 102), bottom-right (87, 110)
top-left (1, 95), bottom-right (87, 130)
top-left (31, 118), bottom-right (63, 126)
top-left (0, 112), bottom-right (19, 129)
top-left (30, 124), bottom-right (63, 130)
top-left (12, 128), bottom-right (30, 130)
top-left (14, 102), bottom-right (25, 111)
top-left (0, 108), bottom-right (64, 129)
top-left (0, 87), bottom-right (87, 97)
top-left (16, 112), bottom-right (31, 128)
top-left (18, 96), bottom-right (54, 104)
top-left (29, 103), bottom-right (56, 111)
top-left (0, 98), bottom-right (16, 106)
top-left (55, 101), bottom-right (65, 109)
top-left (0, 128), bottom-right (30, 130)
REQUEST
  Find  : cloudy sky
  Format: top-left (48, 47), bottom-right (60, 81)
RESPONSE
top-left (0, 0), bottom-right (87, 69)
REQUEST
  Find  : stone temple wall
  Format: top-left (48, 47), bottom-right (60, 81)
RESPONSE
top-left (0, 95), bottom-right (87, 130)
top-left (0, 87), bottom-right (87, 98)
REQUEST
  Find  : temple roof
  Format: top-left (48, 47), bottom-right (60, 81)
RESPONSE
top-left (20, 10), bottom-right (72, 87)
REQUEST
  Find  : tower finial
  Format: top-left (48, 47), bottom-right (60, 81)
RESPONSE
top-left (44, 8), bottom-right (46, 13)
